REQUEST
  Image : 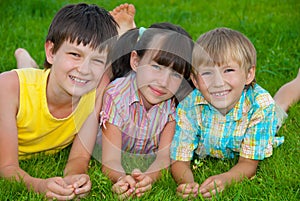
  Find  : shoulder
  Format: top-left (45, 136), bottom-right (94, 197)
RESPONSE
top-left (0, 70), bottom-right (20, 110)
top-left (176, 89), bottom-right (202, 121)
top-left (0, 70), bottom-right (19, 92)
top-left (105, 76), bottom-right (131, 98)
top-left (14, 68), bottom-right (45, 80)
top-left (101, 76), bottom-right (132, 111)
top-left (247, 84), bottom-right (275, 109)
top-left (178, 88), bottom-right (202, 109)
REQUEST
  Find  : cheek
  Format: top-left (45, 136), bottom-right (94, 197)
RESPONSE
top-left (136, 73), bottom-right (149, 89)
top-left (168, 79), bottom-right (182, 94)
top-left (198, 77), bottom-right (209, 90)
top-left (230, 76), bottom-right (246, 87)
top-left (93, 67), bottom-right (106, 80)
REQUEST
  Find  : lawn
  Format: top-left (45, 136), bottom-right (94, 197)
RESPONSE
top-left (0, 0), bottom-right (299, 200)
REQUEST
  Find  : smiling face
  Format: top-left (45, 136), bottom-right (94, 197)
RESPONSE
top-left (192, 60), bottom-right (255, 115)
top-left (45, 40), bottom-right (107, 98)
top-left (191, 28), bottom-right (258, 115)
top-left (131, 51), bottom-right (183, 110)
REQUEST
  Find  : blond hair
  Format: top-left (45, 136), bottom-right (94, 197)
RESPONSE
top-left (192, 27), bottom-right (256, 78)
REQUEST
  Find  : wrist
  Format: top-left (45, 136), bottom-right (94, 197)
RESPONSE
top-left (29, 177), bottom-right (44, 193)
top-left (145, 173), bottom-right (155, 184)
top-left (117, 174), bottom-right (126, 182)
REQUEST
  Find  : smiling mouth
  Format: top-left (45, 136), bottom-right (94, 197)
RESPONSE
top-left (69, 75), bottom-right (88, 84)
top-left (149, 85), bottom-right (165, 96)
top-left (211, 90), bottom-right (230, 97)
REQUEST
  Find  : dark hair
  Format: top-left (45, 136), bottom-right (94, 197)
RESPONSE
top-left (109, 22), bottom-right (194, 82)
top-left (108, 27), bottom-right (139, 80)
top-left (44, 3), bottom-right (118, 69)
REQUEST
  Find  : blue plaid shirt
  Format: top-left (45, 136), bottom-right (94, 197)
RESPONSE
top-left (170, 84), bottom-right (285, 161)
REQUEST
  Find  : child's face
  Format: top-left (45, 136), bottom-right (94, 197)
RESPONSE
top-left (132, 53), bottom-right (183, 110)
top-left (192, 60), bottom-right (255, 115)
top-left (45, 40), bottom-right (107, 97)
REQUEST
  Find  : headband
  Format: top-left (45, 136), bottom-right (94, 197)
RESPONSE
top-left (139, 27), bottom-right (147, 38)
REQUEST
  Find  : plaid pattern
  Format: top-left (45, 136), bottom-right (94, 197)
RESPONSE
top-left (171, 84), bottom-right (284, 161)
top-left (101, 72), bottom-right (175, 154)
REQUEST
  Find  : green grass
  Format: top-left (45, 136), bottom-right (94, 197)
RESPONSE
top-left (0, 0), bottom-right (299, 200)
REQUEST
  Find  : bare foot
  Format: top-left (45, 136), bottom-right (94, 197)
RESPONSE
top-left (110, 3), bottom-right (136, 36)
top-left (14, 48), bottom-right (38, 69)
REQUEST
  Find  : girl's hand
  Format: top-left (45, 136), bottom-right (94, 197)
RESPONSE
top-left (36, 177), bottom-right (75, 200)
top-left (199, 173), bottom-right (228, 198)
top-left (131, 169), bottom-right (153, 197)
top-left (176, 182), bottom-right (200, 199)
top-left (112, 175), bottom-right (136, 199)
top-left (63, 174), bottom-right (91, 198)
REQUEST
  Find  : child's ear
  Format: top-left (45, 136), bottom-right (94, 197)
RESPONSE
top-left (246, 65), bottom-right (256, 85)
top-left (130, 51), bottom-right (140, 72)
top-left (191, 73), bottom-right (200, 90)
top-left (45, 41), bottom-right (55, 65)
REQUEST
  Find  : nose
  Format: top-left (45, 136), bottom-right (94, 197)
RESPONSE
top-left (158, 70), bottom-right (170, 87)
top-left (77, 59), bottom-right (90, 74)
top-left (213, 70), bottom-right (225, 87)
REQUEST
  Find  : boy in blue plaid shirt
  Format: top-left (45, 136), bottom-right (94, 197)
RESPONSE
top-left (170, 27), bottom-right (287, 198)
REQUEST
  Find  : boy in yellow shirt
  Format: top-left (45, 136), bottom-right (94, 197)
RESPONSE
top-left (0, 3), bottom-right (118, 200)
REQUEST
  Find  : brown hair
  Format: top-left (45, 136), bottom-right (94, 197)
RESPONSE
top-left (44, 3), bottom-right (118, 69)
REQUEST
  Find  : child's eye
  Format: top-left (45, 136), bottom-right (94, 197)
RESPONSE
top-left (152, 65), bottom-right (161, 70)
top-left (224, 68), bottom-right (235, 73)
top-left (201, 71), bottom-right (211, 76)
top-left (172, 72), bottom-right (183, 79)
top-left (93, 59), bottom-right (105, 65)
top-left (69, 52), bottom-right (80, 57)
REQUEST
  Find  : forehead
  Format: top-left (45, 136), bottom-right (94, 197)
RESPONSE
top-left (62, 41), bottom-right (108, 55)
top-left (196, 59), bottom-right (240, 69)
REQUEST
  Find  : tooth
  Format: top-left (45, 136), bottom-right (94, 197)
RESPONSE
top-left (71, 76), bottom-right (86, 83)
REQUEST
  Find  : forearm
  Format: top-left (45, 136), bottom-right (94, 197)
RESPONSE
top-left (1, 164), bottom-right (42, 192)
top-left (144, 164), bottom-right (163, 183)
top-left (145, 155), bottom-right (171, 182)
top-left (225, 157), bottom-right (259, 184)
top-left (64, 156), bottom-right (90, 176)
top-left (64, 115), bottom-right (97, 177)
top-left (171, 161), bottom-right (194, 184)
top-left (101, 122), bottom-right (125, 183)
top-left (145, 121), bottom-right (175, 182)
top-left (102, 162), bottom-right (126, 183)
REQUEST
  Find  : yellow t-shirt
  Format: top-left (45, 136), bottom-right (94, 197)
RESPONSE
top-left (14, 68), bottom-right (96, 159)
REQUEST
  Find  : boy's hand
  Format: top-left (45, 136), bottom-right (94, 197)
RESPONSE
top-left (199, 173), bottom-right (227, 198)
top-left (176, 182), bottom-right (200, 198)
top-left (112, 175), bottom-right (136, 199)
top-left (131, 169), bottom-right (153, 197)
top-left (37, 177), bottom-right (75, 200)
top-left (63, 174), bottom-right (91, 198)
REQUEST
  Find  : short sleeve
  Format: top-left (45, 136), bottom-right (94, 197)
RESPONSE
top-left (170, 97), bottom-right (199, 161)
top-left (100, 91), bottom-right (124, 129)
